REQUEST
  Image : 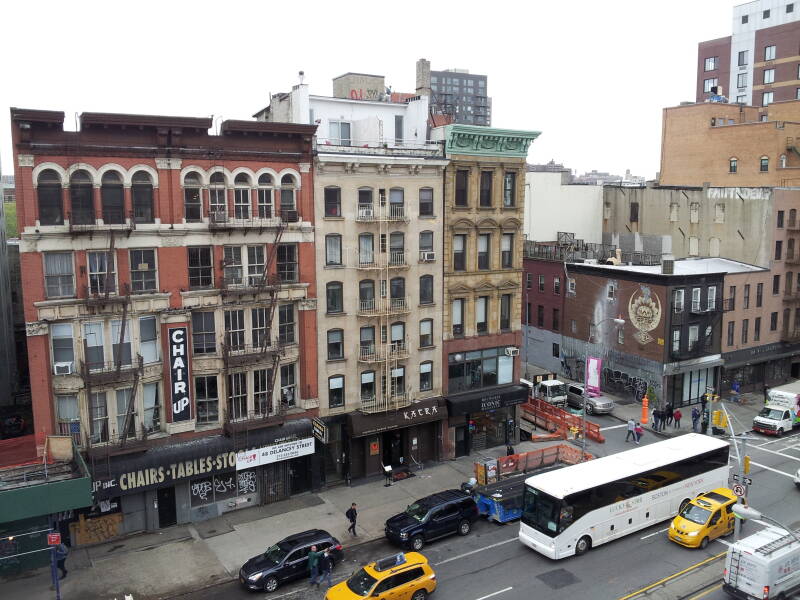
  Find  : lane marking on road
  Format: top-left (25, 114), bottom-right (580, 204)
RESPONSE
top-left (475, 587), bottom-right (513, 600)
top-left (640, 527), bottom-right (669, 540)
top-left (748, 444), bottom-right (800, 462)
top-left (600, 424), bottom-right (628, 431)
top-left (616, 551), bottom-right (727, 600)
top-left (687, 583), bottom-right (723, 600)
top-left (714, 538), bottom-right (732, 547)
top-left (750, 460), bottom-right (796, 479)
top-left (435, 537), bottom-right (517, 565)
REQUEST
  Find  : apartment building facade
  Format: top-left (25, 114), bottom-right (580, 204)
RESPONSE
top-left (11, 108), bottom-right (320, 539)
top-left (434, 124), bottom-right (540, 457)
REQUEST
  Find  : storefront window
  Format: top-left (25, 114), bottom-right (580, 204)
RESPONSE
top-left (448, 346), bottom-right (513, 393)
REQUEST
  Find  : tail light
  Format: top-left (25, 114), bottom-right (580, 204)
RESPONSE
top-left (334, 544), bottom-right (342, 551)
top-left (763, 585), bottom-right (770, 599)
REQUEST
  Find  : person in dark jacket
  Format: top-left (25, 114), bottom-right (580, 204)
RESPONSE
top-left (54, 543), bottom-right (69, 579)
top-left (346, 503), bottom-right (358, 536)
top-left (316, 549), bottom-right (334, 589)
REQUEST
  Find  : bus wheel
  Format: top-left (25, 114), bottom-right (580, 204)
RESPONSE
top-left (575, 536), bottom-right (591, 555)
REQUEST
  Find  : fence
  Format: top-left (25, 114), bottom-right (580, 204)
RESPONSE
top-left (519, 397), bottom-right (605, 443)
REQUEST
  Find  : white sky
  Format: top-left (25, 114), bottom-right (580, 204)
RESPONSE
top-left (0, 0), bottom-right (736, 179)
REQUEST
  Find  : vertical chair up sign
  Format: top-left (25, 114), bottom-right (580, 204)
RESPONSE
top-left (169, 326), bottom-right (192, 421)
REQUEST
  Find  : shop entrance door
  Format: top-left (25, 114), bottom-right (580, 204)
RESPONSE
top-left (289, 456), bottom-right (311, 494)
top-left (156, 486), bottom-right (177, 528)
top-left (382, 430), bottom-right (405, 468)
top-left (454, 425), bottom-right (468, 457)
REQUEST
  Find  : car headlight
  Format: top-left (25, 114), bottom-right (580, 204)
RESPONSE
top-left (248, 572), bottom-right (263, 581)
top-left (400, 532), bottom-right (409, 540)
top-left (670, 523), bottom-right (676, 530)
top-left (687, 531), bottom-right (699, 537)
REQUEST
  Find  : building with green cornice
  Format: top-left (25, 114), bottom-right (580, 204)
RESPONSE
top-left (432, 124), bottom-right (540, 459)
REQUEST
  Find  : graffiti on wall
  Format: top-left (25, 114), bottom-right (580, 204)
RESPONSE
top-left (628, 285), bottom-right (662, 344)
top-left (69, 513), bottom-right (123, 546)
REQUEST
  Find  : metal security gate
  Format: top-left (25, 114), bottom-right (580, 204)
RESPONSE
top-left (261, 462), bottom-right (290, 505)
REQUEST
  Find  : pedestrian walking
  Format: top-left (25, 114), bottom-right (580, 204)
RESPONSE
top-left (506, 444), bottom-right (515, 456)
top-left (763, 384), bottom-right (769, 404)
top-left (665, 404), bottom-right (674, 427)
top-left (652, 409), bottom-right (661, 432)
top-left (673, 408), bottom-right (682, 429)
top-left (316, 549), bottom-right (334, 589)
top-left (346, 503), bottom-right (358, 536)
top-left (307, 545), bottom-right (322, 586)
top-left (634, 422), bottom-right (644, 444)
top-left (54, 542), bottom-right (69, 579)
top-left (625, 418), bottom-right (636, 442)
top-left (691, 406), bottom-right (700, 432)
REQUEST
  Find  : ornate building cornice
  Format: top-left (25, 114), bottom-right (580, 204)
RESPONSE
top-left (443, 125), bottom-right (540, 158)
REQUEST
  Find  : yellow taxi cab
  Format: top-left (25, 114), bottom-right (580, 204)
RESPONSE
top-left (325, 552), bottom-right (436, 600)
top-left (668, 488), bottom-right (737, 549)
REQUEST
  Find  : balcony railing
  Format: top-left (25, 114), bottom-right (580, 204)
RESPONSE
top-left (781, 328), bottom-right (800, 342)
top-left (357, 341), bottom-right (409, 362)
top-left (351, 250), bottom-right (408, 270)
top-left (80, 354), bottom-right (144, 386)
top-left (355, 204), bottom-right (409, 223)
top-left (669, 344), bottom-right (714, 361)
top-left (69, 210), bottom-right (135, 235)
top-left (224, 407), bottom-right (284, 435)
top-left (208, 207), bottom-right (300, 230)
top-left (357, 297), bottom-right (411, 316)
top-left (220, 272), bottom-right (282, 297)
top-left (786, 253), bottom-right (800, 266)
top-left (222, 341), bottom-right (283, 368)
top-left (82, 283), bottom-right (131, 307)
top-left (783, 290), bottom-right (800, 303)
top-left (85, 430), bottom-right (157, 458)
top-left (722, 298), bottom-right (735, 312)
top-left (787, 217), bottom-right (800, 230)
top-left (359, 391), bottom-right (412, 414)
top-left (690, 299), bottom-right (722, 314)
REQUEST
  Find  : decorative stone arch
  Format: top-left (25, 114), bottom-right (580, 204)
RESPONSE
top-left (180, 165), bottom-right (206, 187)
top-left (97, 163), bottom-right (129, 187)
top-left (476, 218), bottom-right (499, 230)
top-left (277, 168), bottom-right (301, 188)
top-left (254, 167), bottom-right (279, 186)
top-left (230, 167), bottom-right (257, 185)
top-left (66, 163), bottom-right (100, 187)
top-left (127, 164), bottom-right (159, 187)
top-left (501, 217), bottom-right (522, 230)
top-left (31, 162), bottom-right (67, 187)
top-left (205, 166), bottom-right (233, 187)
top-left (450, 218), bottom-right (474, 231)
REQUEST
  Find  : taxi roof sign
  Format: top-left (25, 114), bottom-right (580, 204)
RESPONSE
top-left (375, 553), bottom-right (406, 572)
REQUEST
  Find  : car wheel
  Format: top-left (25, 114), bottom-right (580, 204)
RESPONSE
top-left (411, 590), bottom-right (428, 600)
top-left (263, 576), bottom-right (279, 593)
top-left (586, 404), bottom-right (594, 415)
top-left (458, 519), bottom-right (471, 536)
top-left (700, 537), bottom-right (709, 549)
top-left (411, 535), bottom-right (425, 551)
top-left (575, 536), bottom-right (591, 556)
top-left (777, 428), bottom-right (784, 437)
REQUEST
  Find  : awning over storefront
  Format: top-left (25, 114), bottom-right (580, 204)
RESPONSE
top-left (663, 354), bottom-right (724, 376)
top-left (91, 419), bottom-right (312, 500)
top-left (349, 397), bottom-right (445, 438)
top-left (723, 342), bottom-right (800, 369)
top-left (446, 384), bottom-right (529, 417)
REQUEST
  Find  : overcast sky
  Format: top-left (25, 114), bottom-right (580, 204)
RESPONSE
top-left (0, 0), bottom-right (736, 179)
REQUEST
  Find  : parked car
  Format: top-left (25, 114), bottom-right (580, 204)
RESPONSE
top-left (565, 383), bottom-right (614, 415)
top-left (325, 552), bottom-right (436, 600)
top-left (385, 490), bottom-right (479, 551)
top-left (668, 488), bottom-right (737, 549)
top-left (239, 529), bottom-right (343, 593)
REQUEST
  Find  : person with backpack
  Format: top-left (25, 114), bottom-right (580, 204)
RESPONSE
top-left (345, 503), bottom-right (358, 537)
top-left (54, 542), bottom-right (69, 579)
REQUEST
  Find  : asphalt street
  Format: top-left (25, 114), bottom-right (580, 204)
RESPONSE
top-left (178, 416), bottom-right (800, 600)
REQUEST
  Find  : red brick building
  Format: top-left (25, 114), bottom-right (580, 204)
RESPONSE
top-left (11, 108), bottom-right (320, 534)
top-left (522, 247), bottom-right (566, 376)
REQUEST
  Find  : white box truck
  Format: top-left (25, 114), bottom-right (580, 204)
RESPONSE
top-left (723, 525), bottom-right (800, 599)
top-left (533, 379), bottom-right (568, 408)
top-left (752, 380), bottom-right (800, 436)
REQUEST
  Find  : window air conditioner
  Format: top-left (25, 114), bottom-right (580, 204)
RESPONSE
top-left (359, 206), bottom-right (374, 218)
top-left (419, 251), bottom-right (436, 262)
top-left (54, 362), bottom-right (73, 375)
top-left (505, 347), bottom-right (520, 357)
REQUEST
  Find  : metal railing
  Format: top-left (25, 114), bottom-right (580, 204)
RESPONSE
top-left (220, 273), bottom-right (282, 296)
top-left (208, 208), bottom-right (300, 229)
top-left (68, 210), bottom-right (135, 234)
top-left (357, 341), bottom-right (409, 362)
top-left (355, 204), bottom-right (409, 222)
top-left (80, 354), bottom-right (144, 386)
top-left (351, 250), bottom-right (408, 269)
top-left (670, 345), bottom-right (715, 361)
top-left (359, 391), bottom-right (412, 414)
top-left (83, 282), bottom-right (130, 305)
top-left (781, 328), bottom-right (800, 342)
top-left (357, 297), bottom-right (411, 316)
top-left (222, 341), bottom-right (283, 368)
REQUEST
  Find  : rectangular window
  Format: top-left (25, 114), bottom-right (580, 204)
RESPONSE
top-left (771, 311), bottom-right (779, 331)
top-left (89, 392), bottom-right (108, 444)
top-left (743, 284), bottom-right (750, 309)
top-left (742, 14), bottom-right (748, 24)
top-left (738, 50), bottom-right (748, 66)
top-left (673, 289), bottom-right (685, 312)
top-left (503, 172), bottom-right (516, 207)
top-left (234, 187), bottom-right (250, 219)
top-left (552, 308), bottom-right (560, 332)
top-left (325, 235), bottom-right (342, 266)
top-left (192, 312), bottom-right (216, 354)
top-left (208, 185), bottom-right (226, 221)
top-left (56, 395), bottom-right (79, 442)
top-left (83, 322), bottom-right (104, 368)
top-left (788, 3), bottom-right (795, 12)
top-left (754, 316), bottom-right (761, 341)
top-left (139, 316), bottom-right (158, 363)
top-left (329, 375), bottom-right (344, 409)
top-left (538, 275), bottom-right (545, 292)
top-left (394, 115), bottom-right (404, 145)
top-left (324, 187), bottom-right (341, 218)
top-left (537, 305), bottom-right (544, 328)
top-left (692, 287), bottom-right (702, 312)
top-left (329, 121), bottom-right (351, 146)
top-left (420, 319), bottom-right (433, 347)
top-left (453, 234), bottom-right (466, 271)
top-left (742, 319), bottom-right (749, 344)
top-left (419, 188), bottom-right (434, 216)
top-left (196, 376), bottom-right (219, 424)
top-left (51, 323), bottom-right (74, 371)
top-left (764, 68), bottom-right (775, 84)
top-left (253, 368), bottom-right (271, 416)
top-left (88, 251), bottom-right (116, 295)
top-left (773, 274), bottom-right (781, 294)
top-left (277, 244), bottom-right (298, 283)
top-left (224, 309), bottom-right (245, 350)
top-left (280, 363), bottom-right (296, 407)
top-left (704, 57), bottom-right (718, 71)
top-left (703, 78), bottom-right (718, 93)
top-left (111, 319), bottom-right (132, 366)
top-left (479, 171), bottom-right (493, 207)
top-left (258, 186), bottom-right (272, 218)
top-left (455, 170), bottom-right (469, 207)
top-left (476, 296), bottom-right (488, 333)
top-left (116, 388), bottom-right (136, 439)
top-left (251, 307), bottom-right (268, 348)
top-left (499, 294), bottom-right (512, 330)
top-left (419, 362), bottom-right (433, 392)
top-left (223, 246), bottom-right (243, 286)
top-left (501, 233), bottom-right (513, 268)
top-left (279, 304), bottom-right (295, 344)
top-left (763, 91), bottom-right (774, 106)
top-left (727, 321), bottom-right (735, 346)
top-left (765, 45), bottom-right (776, 60)
top-left (526, 273), bottom-right (532, 289)
top-left (188, 247), bottom-right (213, 289)
top-left (737, 73), bottom-right (748, 88)
top-left (184, 186), bottom-right (201, 222)
top-left (776, 240), bottom-right (783, 260)
top-left (247, 245), bottom-right (265, 286)
top-left (130, 249), bottom-right (157, 292)
top-left (764, 8), bottom-right (771, 18)
top-left (477, 234), bottom-right (490, 270)
top-left (553, 276), bottom-right (561, 295)
top-left (688, 325), bottom-right (699, 350)
top-left (756, 282), bottom-right (763, 307)
top-left (672, 328), bottom-right (681, 353)
top-left (707, 286), bottom-right (717, 310)
top-left (44, 252), bottom-right (75, 298)
top-left (452, 298), bottom-right (464, 336)
top-left (228, 372), bottom-right (247, 421)
top-left (778, 210), bottom-right (785, 228)
top-left (629, 202), bottom-right (639, 222)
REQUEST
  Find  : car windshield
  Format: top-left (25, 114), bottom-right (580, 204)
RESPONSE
top-left (346, 568), bottom-right (378, 596)
top-left (680, 503), bottom-right (712, 525)
top-left (263, 541), bottom-right (292, 564)
top-left (522, 485), bottom-right (568, 537)
top-left (405, 502), bottom-right (429, 522)
top-left (547, 384), bottom-right (566, 396)
top-left (758, 408), bottom-right (785, 420)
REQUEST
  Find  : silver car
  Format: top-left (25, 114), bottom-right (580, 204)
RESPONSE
top-left (566, 383), bottom-right (614, 415)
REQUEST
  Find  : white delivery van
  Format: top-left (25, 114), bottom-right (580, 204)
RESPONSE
top-left (753, 380), bottom-right (800, 436)
top-left (723, 525), bottom-right (800, 600)
top-left (534, 380), bottom-right (568, 408)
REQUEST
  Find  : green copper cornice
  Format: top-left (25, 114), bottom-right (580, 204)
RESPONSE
top-left (443, 124), bottom-right (540, 158)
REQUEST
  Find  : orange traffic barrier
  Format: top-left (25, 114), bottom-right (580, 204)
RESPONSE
top-left (520, 397), bottom-right (606, 443)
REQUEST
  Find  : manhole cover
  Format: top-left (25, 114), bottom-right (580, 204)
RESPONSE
top-left (536, 568), bottom-right (579, 589)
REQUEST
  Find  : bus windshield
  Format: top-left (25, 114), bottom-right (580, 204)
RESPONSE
top-left (522, 485), bottom-right (569, 537)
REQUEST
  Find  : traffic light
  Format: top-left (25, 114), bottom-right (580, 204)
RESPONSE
top-left (719, 413), bottom-right (728, 428)
top-left (712, 410), bottom-right (721, 426)
top-left (743, 455), bottom-right (751, 475)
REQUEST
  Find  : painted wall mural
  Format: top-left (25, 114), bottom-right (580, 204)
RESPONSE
top-left (628, 285), bottom-right (662, 345)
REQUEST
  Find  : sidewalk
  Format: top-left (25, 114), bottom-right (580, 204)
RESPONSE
top-left (0, 439), bottom-right (562, 600)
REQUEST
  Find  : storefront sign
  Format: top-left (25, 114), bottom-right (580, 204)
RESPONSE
top-left (235, 437), bottom-right (315, 470)
top-left (169, 327), bottom-right (192, 422)
top-left (47, 533), bottom-right (61, 546)
top-left (446, 384), bottom-right (528, 417)
top-left (312, 418), bottom-right (328, 444)
top-left (349, 397), bottom-right (445, 437)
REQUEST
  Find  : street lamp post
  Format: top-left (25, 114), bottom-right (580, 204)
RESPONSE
top-left (732, 504), bottom-right (800, 543)
top-left (582, 317), bottom-right (625, 459)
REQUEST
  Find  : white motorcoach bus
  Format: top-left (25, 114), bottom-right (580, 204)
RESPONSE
top-left (519, 433), bottom-right (730, 559)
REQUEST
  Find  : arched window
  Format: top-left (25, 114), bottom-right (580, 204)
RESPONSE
top-left (324, 186), bottom-right (341, 217)
top-left (790, 208), bottom-right (797, 228)
top-left (714, 203), bottom-right (725, 224)
top-left (359, 280), bottom-right (375, 311)
top-left (760, 156), bottom-right (769, 172)
top-left (233, 173), bottom-right (251, 219)
top-left (729, 157), bottom-right (738, 174)
top-left (689, 202), bottom-right (700, 224)
top-left (70, 170), bottom-right (94, 225)
top-left (325, 234), bottom-right (342, 266)
top-left (209, 172), bottom-right (227, 221)
top-left (788, 237), bottom-right (796, 260)
top-left (327, 329), bottom-right (344, 360)
top-left (280, 174), bottom-right (297, 216)
top-left (257, 173), bottom-right (273, 218)
top-left (328, 375), bottom-right (345, 409)
top-left (358, 233), bottom-right (374, 266)
top-left (183, 172), bottom-right (202, 222)
top-left (37, 169), bottom-right (63, 225)
top-left (419, 361), bottom-right (433, 391)
top-left (326, 281), bottom-right (343, 314)
top-left (101, 171), bottom-right (124, 224)
top-left (419, 319), bottom-right (433, 347)
top-left (669, 202), bottom-right (679, 222)
top-left (131, 171), bottom-right (153, 223)
top-left (419, 187), bottom-right (434, 216)
top-left (689, 236), bottom-right (700, 256)
top-left (419, 275), bottom-right (433, 304)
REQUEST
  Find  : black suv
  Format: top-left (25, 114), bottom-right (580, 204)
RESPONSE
top-left (385, 489), bottom-right (479, 551)
top-left (239, 529), bottom-right (343, 593)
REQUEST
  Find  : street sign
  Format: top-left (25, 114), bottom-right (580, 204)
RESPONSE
top-left (312, 418), bottom-right (328, 444)
top-left (47, 532), bottom-right (61, 546)
top-left (732, 483), bottom-right (746, 497)
top-left (744, 477), bottom-right (753, 485)
top-left (732, 473), bottom-right (739, 482)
